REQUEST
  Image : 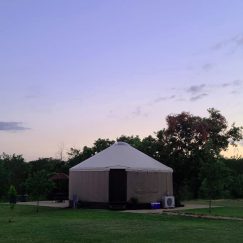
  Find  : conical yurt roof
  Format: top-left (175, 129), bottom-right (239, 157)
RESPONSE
top-left (70, 142), bottom-right (173, 172)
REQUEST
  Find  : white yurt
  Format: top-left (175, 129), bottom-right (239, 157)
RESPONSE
top-left (69, 142), bottom-right (173, 206)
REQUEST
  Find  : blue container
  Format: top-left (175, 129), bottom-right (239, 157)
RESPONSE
top-left (151, 202), bottom-right (160, 209)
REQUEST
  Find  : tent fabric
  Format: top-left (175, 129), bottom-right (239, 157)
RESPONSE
top-left (69, 170), bottom-right (173, 203)
top-left (70, 142), bottom-right (173, 172)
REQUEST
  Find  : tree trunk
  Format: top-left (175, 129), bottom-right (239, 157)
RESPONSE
top-left (209, 199), bottom-right (212, 214)
top-left (36, 199), bottom-right (39, 213)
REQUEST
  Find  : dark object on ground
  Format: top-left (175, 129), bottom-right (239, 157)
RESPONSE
top-left (17, 194), bottom-right (28, 202)
top-left (175, 197), bottom-right (184, 207)
top-left (9, 196), bottom-right (16, 204)
top-left (49, 173), bottom-right (69, 201)
top-left (53, 192), bottom-right (68, 202)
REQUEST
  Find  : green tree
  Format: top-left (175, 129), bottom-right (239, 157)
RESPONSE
top-left (0, 153), bottom-right (27, 196)
top-left (67, 138), bottom-right (114, 168)
top-left (0, 160), bottom-right (8, 199)
top-left (93, 138), bottom-right (114, 153)
top-left (28, 158), bottom-right (67, 175)
top-left (224, 157), bottom-right (243, 198)
top-left (25, 170), bottom-right (54, 212)
top-left (116, 135), bottom-right (142, 149)
top-left (230, 174), bottom-right (243, 198)
top-left (67, 146), bottom-right (94, 168)
top-left (156, 108), bottom-right (242, 201)
top-left (140, 135), bottom-right (159, 160)
top-left (8, 185), bottom-right (17, 222)
top-left (199, 159), bottom-right (231, 212)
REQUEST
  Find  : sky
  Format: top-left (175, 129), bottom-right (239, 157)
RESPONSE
top-left (0, 0), bottom-right (243, 161)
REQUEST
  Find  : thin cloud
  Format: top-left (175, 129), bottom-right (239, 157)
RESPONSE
top-left (232, 35), bottom-right (243, 47)
top-left (25, 94), bottom-right (41, 99)
top-left (212, 41), bottom-right (228, 51)
top-left (187, 84), bottom-right (206, 94)
top-left (222, 82), bottom-right (231, 87)
top-left (132, 106), bottom-right (141, 116)
top-left (148, 79), bottom-right (242, 105)
top-left (107, 110), bottom-right (117, 119)
top-left (202, 63), bottom-right (214, 71)
top-left (221, 80), bottom-right (243, 88)
top-left (233, 80), bottom-right (243, 86)
top-left (154, 95), bottom-right (175, 103)
top-left (0, 122), bottom-right (29, 131)
top-left (131, 106), bottom-right (148, 118)
top-left (190, 93), bottom-right (208, 101)
top-left (212, 33), bottom-right (243, 51)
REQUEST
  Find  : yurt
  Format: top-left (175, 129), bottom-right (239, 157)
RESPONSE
top-left (69, 142), bottom-right (173, 207)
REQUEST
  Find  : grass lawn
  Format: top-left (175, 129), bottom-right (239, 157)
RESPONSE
top-left (182, 199), bottom-right (243, 218)
top-left (1, 204), bottom-right (243, 243)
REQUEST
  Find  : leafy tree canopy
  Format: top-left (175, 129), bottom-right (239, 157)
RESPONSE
top-left (25, 170), bottom-right (54, 212)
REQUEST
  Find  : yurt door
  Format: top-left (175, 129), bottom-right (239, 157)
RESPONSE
top-left (109, 169), bottom-right (127, 203)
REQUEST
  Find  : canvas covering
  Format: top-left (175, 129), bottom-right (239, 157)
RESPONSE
top-left (70, 142), bottom-right (173, 172)
top-left (69, 142), bottom-right (173, 203)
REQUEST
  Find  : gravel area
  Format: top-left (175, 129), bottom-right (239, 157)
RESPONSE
top-left (17, 200), bottom-right (69, 208)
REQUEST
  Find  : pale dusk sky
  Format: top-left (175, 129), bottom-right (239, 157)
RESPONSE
top-left (0, 0), bottom-right (243, 160)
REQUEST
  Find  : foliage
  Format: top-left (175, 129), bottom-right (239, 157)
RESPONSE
top-left (28, 158), bottom-right (68, 175)
top-left (0, 153), bottom-right (27, 196)
top-left (93, 138), bottom-right (114, 153)
top-left (199, 159), bottom-right (232, 212)
top-left (156, 108), bottom-right (243, 200)
top-left (8, 185), bottom-right (17, 222)
top-left (229, 174), bottom-right (243, 198)
top-left (67, 146), bottom-right (94, 167)
top-left (222, 158), bottom-right (243, 198)
top-left (199, 160), bottom-right (231, 199)
top-left (8, 185), bottom-right (17, 207)
top-left (0, 160), bottom-right (8, 199)
top-left (25, 170), bottom-right (54, 212)
top-left (116, 135), bottom-right (142, 148)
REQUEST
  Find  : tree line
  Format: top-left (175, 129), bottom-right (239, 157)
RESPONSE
top-left (1, 108), bottom-right (243, 202)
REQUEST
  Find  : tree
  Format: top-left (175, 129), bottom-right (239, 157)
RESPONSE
top-left (67, 138), bottom-right (114, 168)
top-left (0, 153), bottom-right (27, 196)
top-left (8, 185), bottom-right (17, 222)
top-left (139, 135), bottom-right (159, 160)
top-left (199, 159), bottom-right (231, 212)
top-left (28, 158), bottom-right (67, 175)
top-left (25, 170), bottom-right (54, 212)
top-left (156, 108), bottom-right (243, 201)
top-left (224, 158), bottom-right (243, 198)
top-left (56, 142), bottom-right (66, 161)
top-left (230, 174), bottom-right (243, 198)
top-left (67, 146), bottom-right (94, 168)
top-left (116, 135), bottom-right (142, 149)
top-left (0, 160), bottom-right (8, 199)
top-left (93, 138), bottom-right (114, 153)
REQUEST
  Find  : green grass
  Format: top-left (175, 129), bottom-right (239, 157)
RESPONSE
top-left (1, 204), bottom-right (243, 242)
top-left (182, 199), bottom-right (243, 218)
